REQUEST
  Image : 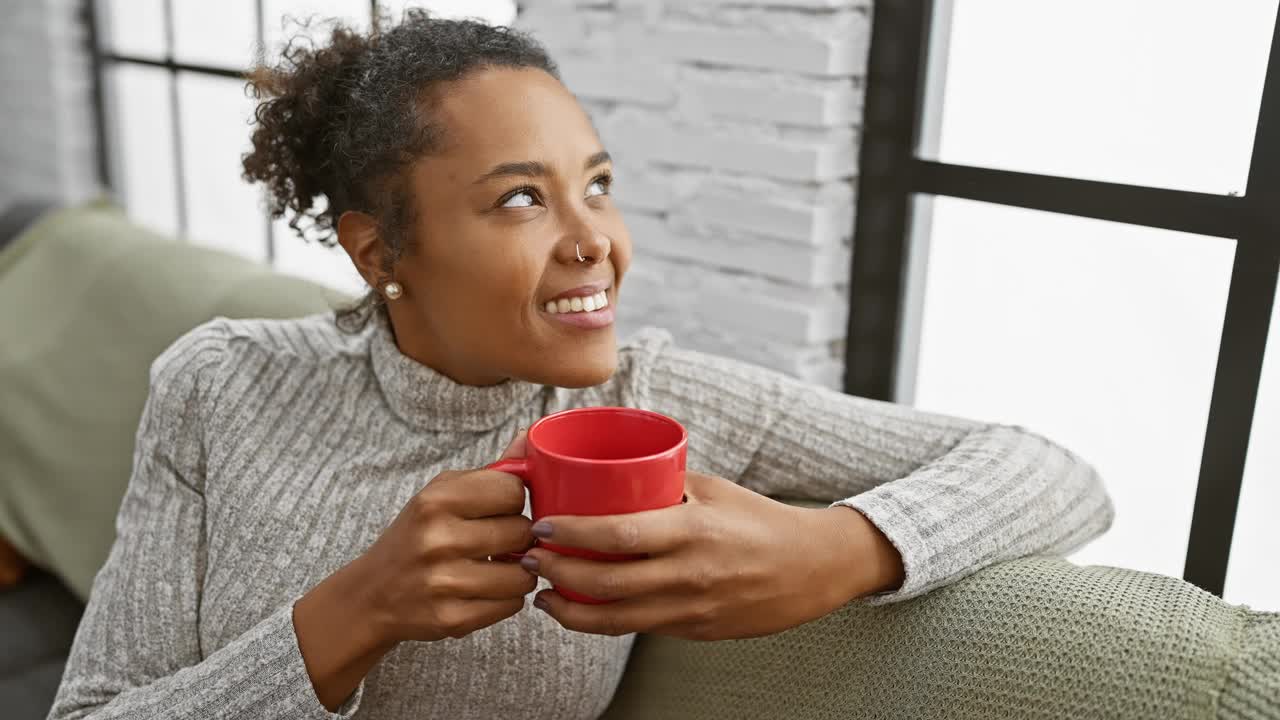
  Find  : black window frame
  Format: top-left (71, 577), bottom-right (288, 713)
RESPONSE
top-left (846, 1), bottom-right (1280, 596)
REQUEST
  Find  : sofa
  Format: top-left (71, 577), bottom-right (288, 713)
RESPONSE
top-left (1, 203), bottom-right (1277, 720)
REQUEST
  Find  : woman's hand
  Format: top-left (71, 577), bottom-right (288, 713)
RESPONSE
top-left (521, 471), bottom-right (904, 641)
top-left (294, 433), bottom-right (536, 710)
top-left (352, 470), bottom-right (537, 644)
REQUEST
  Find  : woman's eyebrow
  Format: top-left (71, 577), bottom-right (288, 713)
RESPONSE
top-left (473, 151), bottom-right (612, 185)
top-left (474, 160), bottom-right (547, 184)
top-left (584, 150), bottom-right (611, 170)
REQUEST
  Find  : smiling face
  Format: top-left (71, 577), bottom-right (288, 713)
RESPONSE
top-left (342, 66), bottom-right (632, 388)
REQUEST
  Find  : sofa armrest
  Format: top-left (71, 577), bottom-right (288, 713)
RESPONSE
top-left (603, 557), bottom-right (1266, 720)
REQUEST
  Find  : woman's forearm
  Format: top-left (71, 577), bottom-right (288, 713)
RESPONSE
top-left (294, 557), bottom-right (397, 712)
top-left (840, 425), bottom-right (1113, 602)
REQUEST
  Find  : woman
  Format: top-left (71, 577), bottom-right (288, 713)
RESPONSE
top-left (50, 12), bottom-right (1113, 720)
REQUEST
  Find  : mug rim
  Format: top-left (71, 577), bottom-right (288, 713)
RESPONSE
top-left (527, 407), bottom-right (688, 466)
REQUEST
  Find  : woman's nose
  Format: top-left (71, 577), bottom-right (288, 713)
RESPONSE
top-left (559, 223), bottom-right (610, 266)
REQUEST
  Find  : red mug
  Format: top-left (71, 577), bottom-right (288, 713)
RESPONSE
top-left (487, 407), bottom-right (687, 604)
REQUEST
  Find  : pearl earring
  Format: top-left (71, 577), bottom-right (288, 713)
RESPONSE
top-left (383, 282), bottom-right (403, 300)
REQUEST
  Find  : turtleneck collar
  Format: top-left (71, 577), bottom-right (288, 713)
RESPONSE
top-left (368, 310), bottom-right (546, 432)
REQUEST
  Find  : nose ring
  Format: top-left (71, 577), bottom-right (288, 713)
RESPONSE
top-left (575, 242), bottom-right (586, 263)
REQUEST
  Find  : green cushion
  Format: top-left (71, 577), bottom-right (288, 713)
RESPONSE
top-left (603, 556), bottom-right (1278, 720)
top-left (1222, 613), bottom-right (1280, 720)
top-left (0, 203), bottom-right (351, 599)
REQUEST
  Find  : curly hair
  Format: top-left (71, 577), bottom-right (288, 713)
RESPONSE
top-left (241, 10), bottom-right (557, 323)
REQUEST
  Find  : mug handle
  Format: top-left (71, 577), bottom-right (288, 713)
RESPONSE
top-left (486, 459), bottom-right (532, 562)
top-left (486, 458), bottom-right (529, 478)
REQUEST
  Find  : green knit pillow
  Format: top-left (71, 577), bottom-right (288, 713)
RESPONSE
top-left (0, 203), bottom-right (350, 599)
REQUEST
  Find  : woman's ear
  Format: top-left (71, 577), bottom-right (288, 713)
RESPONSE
top-left (336, 210), bottom-right (387, 286)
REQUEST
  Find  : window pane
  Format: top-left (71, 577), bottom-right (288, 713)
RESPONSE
top-left (177, 72), bottom-right (268, 262)
top-left (263, 0), bottom-right (371, 62)
top-left (910, 197), bottom-right (1234, 579)
top-left (1226, 272), bottom-right (1280, 611)
top-left (272, 215), bottom-right (368, 296)
top-left (100, 0), bottom-right (167, 59)
top-left (386, 0), bottom-right (517, 26)
top-left (926, 0), bottom-right (1277, 194)
top-left (172, 1), bottom-right (258, 68)
top-left (107, 64), bottom-right (179, 236)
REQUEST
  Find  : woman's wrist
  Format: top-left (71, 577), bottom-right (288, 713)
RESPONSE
top-left (818, 505), bottom-right (906, 602)
top-left (294, 556), bottom-right (398, 711)
top-left (340, 554), bottom-right (400, 652)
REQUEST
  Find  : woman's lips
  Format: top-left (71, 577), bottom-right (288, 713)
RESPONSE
top-left (543, 280), bottom-right (611, 303)
top-left (546, 304), bottom-right (615, 329)
top-left (541, 288), bottom-right (614, 329)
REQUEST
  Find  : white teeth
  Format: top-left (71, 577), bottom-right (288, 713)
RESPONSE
top-left (544, 290), bottom-right (611, 315)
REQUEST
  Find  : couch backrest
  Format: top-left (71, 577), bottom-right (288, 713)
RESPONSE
top-left (0, 204), bottom-right (350, 599)
top-left (604, 556), bottom-right (1277, 720)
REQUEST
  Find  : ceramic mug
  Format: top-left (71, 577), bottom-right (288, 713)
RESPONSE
top-left (487, 406), bottom-right (687, 604)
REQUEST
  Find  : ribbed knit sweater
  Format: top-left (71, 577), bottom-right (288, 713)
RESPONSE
top-left (49, 311), bottom-right (1114, 720)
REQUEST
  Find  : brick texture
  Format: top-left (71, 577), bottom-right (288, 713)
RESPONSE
top-left (518, 0), bottom-right (869, 387)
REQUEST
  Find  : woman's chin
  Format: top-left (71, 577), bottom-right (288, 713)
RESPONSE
top-left (532, 351), bottom-right (618, 389)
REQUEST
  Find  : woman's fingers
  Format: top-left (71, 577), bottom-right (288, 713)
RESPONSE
top-left (521, 549), bottom-right (688, 602)
top-left (531, 589), bottom-right (687, 637)
top-left (452, 514), bottom-right (536, 559)
top-left (436, 597), bottom-right (528, 638)
top-left (437, 558), bottom-right (538, 600)
top-left (427, 469), bottom-right (527, 519)
top-left (534, 504), bottom-right (692, 555)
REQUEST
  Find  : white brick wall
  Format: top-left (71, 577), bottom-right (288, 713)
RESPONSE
top-left (517, 0), bottom-right (869, 388)
top-left (0, 0), bottom-right (99, 211)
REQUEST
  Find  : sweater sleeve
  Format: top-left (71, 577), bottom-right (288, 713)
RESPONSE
top-left (48, 322), bottom-right (363, 720)
top-left (631, 332), bottom-right (1115, 603)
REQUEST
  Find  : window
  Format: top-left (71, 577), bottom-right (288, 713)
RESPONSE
top-left (91, 0), bottom-right (518, 295)
top-left (914, 199), bottom-right (1234, 579)
top-left (927, 1), bottom-right (1275, 194)
top-left (850, 1), bottom-right (1280, 607)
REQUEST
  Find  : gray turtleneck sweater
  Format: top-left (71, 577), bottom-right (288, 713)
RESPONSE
top-left (49, 311), bottom-right (1113, 720)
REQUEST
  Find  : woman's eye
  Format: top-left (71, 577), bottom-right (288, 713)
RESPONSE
top-left (501, 190), bottom-right (536, 208)
top-left (586, 177), bottom-right (611, 198)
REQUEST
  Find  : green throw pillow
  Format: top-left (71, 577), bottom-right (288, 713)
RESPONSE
top-left (0, 203), bottom-right (352, 599)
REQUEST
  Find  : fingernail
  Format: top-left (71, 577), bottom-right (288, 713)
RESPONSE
top-left (533, 595), bottom-right (549, 611)
top-left (531, 521), bottom-right (553, 538)
top-left (520, 555), bottom-right (540, 573)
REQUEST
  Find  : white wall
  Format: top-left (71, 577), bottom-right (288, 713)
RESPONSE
top-left (516, 0), bottom-right (869, 388)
